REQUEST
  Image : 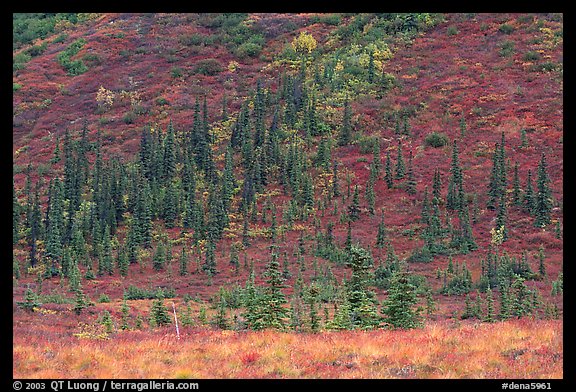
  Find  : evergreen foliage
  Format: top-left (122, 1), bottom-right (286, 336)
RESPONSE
top-left (345, 245), bottom-right (380, 329)
top-left (534, 153), bottom-right (552, 227)
top-left (150, 295), bottom-right (171, 327)
top-left (382, 271), bottom-right (422, 329)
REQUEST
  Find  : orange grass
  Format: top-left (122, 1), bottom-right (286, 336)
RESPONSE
top-left (13, 319), bottom-right (562, 379)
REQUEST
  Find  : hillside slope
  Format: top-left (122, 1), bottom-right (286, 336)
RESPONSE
top-left (13, 13), bottom-right (563, 379)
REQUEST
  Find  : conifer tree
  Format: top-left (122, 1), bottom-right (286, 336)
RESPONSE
top-left (222, 146), bottom-right (236, 210)
top-left (406, 149), bottom-right (416, 195)
top-left (495, 192), bottom-right (508, 241)
top-left (395, 140), bottom-right (405, 179)
top-left (425, 289), bottom-right (437, 318)
top-left (203, 240), bottom-right (217, 276)
top-left (429, 195), bottom-right (444, 239)
top-left (346, 245), bottom-right (380, 329)
top-left (259, 247), bottom-right (289, 329)
top-left (375, 209), bottom-right (387, 248)
top-left (394, 113), bottom-right (401, 136)
top-left (446, 140), bottom-right (462, 211)
top-left (384, 151), bottom-right (393, 189)
top-left (330, 288), bottom-right (353, 331)
top-left (68, 255), bottom-right (81, 292)
top-left (306, 284), bottom-right (320, 332)
top-left (460, 112), bottom-right (467, 137)
top-left (484, 287), bottom-right (496, 322)
top-left (162, 121), bottom-right (176, 184)
top-left (213, 290), bottom-right (230, 330)
top-left (367, 49), bottom-right (375, 83)
top-left (282, 251), bottom-right (291, 280)
top-left (120, 298), bottom-right (130, 330)
top-left (344, 221), bottom-right (353, 251)
top-left (458, 200), bottom-right (477, 252)
top-left (242, 267), bottom-right (263, 330)
top-left (50, 135), bottom-right (61, 164)
top-left (135, 180), bottom-right (153, 248)
top-left (153, 239), bottom-right (166, 271)
top-left (163, 181), bottom-right (178, 228)
top-left (118, 246), bottom-right (129, 277)
top-left (99, 310), bottom-right (114, 333)
top-left (289, 294), bottom-right (304, 332)
top-left (100, 224), bottom-right (114, 275)
top-left (348, 185), bottom-right (360, 221)
top-left (461, 293), bottom-right (474, 319)
top-left (45, 178), bottom-right (65, 274)
top-left (511, 277), bottom-right (532, 318)
top-left (150, 296), bottom-right (171, 327)
top-left (179, 247), bottom-right (188, 276)
top-left (538, 245), bottom-right (546, 278)
top-left (18, 286), bottom-right (41, 312)
top-left (179, 300), bottom-right (195, 327)
top-left (472, 290), bottom-right (483, 319)
top-left (499, 284), bottom-right (511, 320)
top-left (402, 115), bottom-right (411, 137)
top-left (315, 138), bottom-right (330, 170)
top-left (27, 178), bottom-right (43, 267)
top-left (421, 188), bottom-right (431, 226)
top-left (305, 92), bottom-right (319, 139)
top-left (382, 270), bottom-right (422, 329)
top-left (253, 79), bottom-right (266, 148)
top-left (534, 153), bottom-right (552, 227)
top-left (520, 128), bottom-right (529, 148)
top-left (73, 285), bottom-right (89, 315)
top-left (512, 162), bottom-right (522, 207)
top-left (523, 169), bottom-right (536, 215)
top-left (432, 168), bottom-right (442, 201)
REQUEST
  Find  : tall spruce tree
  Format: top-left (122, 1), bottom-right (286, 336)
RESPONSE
top-left (523, 169), bottom-right (536, 215)
top-left (345, 245), bottom-right (380, 329)
top-left (512, 162), bottom-right (522, 207)
top-left (495, 191), bottom-right (508, 241)
top-left (382, 270), bottom-right (422, 329)
top-left (406, 149), bottom-right (416, 195)
top-left (395, 140), bottom-right (405, 180)
top-left (162, 120), bottom-right (176, 184)
top-left (150, 296), bottom-right (171, 327)
top-left (375, 209), bottom-right (387, 248)
top-left (153, 239), bottom-right (166, 271)
top-left (534, 153), bottom-right (552, 227)
top-left (446, 140), bottom-right (463, 211)
top-left (538, 245), bottom-right (547, 278)
top-left (45, 178), bottom-right (64, 274)
top-left (260, 247), bottom-right (289, 329)
top-left (499, 283), bottom-right (512, 320)
top-left (484, 287), bottom-right (496, 322)
top-left (367, 49), bottom-right (375, 83)
top-left (384, 151), bottom-right (393, 189)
